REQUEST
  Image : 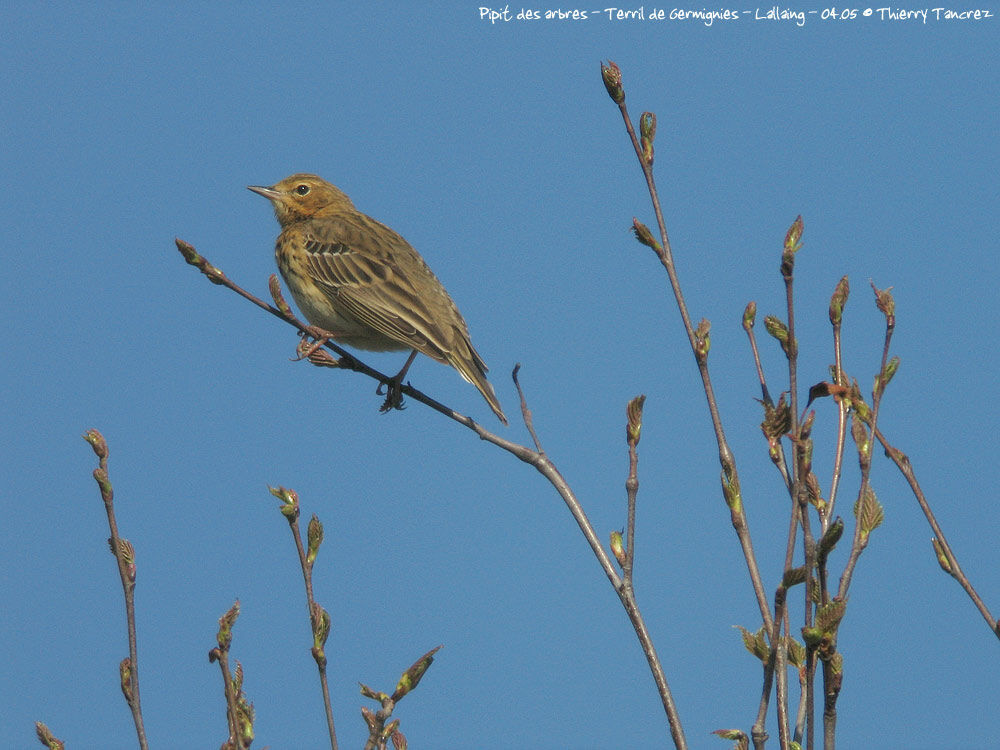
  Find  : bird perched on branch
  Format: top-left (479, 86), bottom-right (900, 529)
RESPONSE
top-left (249, 173), bottom-right (507, 424)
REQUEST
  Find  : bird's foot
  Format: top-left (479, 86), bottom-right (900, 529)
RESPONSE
top-left (376, 376), bottom-right (407, 412)
top-left (293, 327), bottom-right (341, 368)
top-left (376, 350), bottom-right (418, 413)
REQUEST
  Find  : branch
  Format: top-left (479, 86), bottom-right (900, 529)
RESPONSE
top-left (600, 61), bottom-right (773, 636)
top-left (175, 237), bottom-right (684, 745)
top-left (270, 487), bottom-right (339, 749)
top-left (209, 601), bottom-right (254, 750)
top-left (82, 430), bottom-right (149, 750)
top-left (874, 426), bottom-right (999, 639)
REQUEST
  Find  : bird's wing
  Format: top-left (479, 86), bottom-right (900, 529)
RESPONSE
top-left (300, 225), bottom-right (460, 364)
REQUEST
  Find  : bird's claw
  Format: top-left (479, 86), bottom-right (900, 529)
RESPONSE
top-left (293, 328), bottom-right (340, 367)
top-left (377, 377), bottom-right (407, 412)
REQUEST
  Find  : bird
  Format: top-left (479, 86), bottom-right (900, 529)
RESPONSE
top-left (248, 173), bottom-right (508, 425)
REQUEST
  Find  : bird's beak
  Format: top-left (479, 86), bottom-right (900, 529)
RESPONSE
top-left (247, 185), bottom-right (281, 200)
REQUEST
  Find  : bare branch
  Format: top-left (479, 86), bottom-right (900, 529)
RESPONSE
top-left (82, 429), bottom-right (149, 750)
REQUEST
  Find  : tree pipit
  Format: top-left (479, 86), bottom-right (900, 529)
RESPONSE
top-left (249, 174), bottom-right (507, 424)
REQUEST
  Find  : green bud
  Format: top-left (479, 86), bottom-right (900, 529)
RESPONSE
top-left (818, 517), bottom-right (844, 561)
top-left (119, 658), bottom-right (134, 704)
top-left (269, 485), bottom-right (300, 519)
top-left (784, 215), bottom-right (804, 254)
top-left (626, 394), bottom-right (646, 447)
top-left (801, 626), bottom-right (824, 647)
top-left (82, 428), bottom-right (109, 461)
top-left (695, 318), bottom-right (711, 361)
top-left (610, 530), bottom-right (626, 568)
top-left (392, 645), bottom-right (442, 702)
top-left (870, 280), bottom-right (895, 320)
top-left (764, 315), bottom-right (793, 357)
top-left (631, 217), bottom-right (661, 251)
top-left (307, 514), bottom-right (323, 565)
top-left (217, 600), bottom-right (240, 651)
top-left (721, 468), bottom-right (741, 512)
top-left (875, 355), bottom-right (900, 397)
top-left (932, 537), bottom-right (953, 576)
top-left (311, 601), bottom-right (331, 651)
top-left (600, 60), bottom-right (624, 104)
top-left (639, 111), bottom-right (657, 141)
top-left (641, 135), bottom-right (654, 165)
top-left (35, 722), bottom-right (65, 750)
top-left (829, 276), bottom-right (849, 326)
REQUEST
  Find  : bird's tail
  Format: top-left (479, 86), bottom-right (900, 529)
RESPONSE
top-left (449, 340), bottom-right (508, 425)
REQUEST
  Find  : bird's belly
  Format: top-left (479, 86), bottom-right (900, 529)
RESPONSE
top-left (283, 275), bottom-right (409, 353)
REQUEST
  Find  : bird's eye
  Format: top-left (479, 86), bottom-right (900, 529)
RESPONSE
top-left (295, 184), bottom-right (311, 196)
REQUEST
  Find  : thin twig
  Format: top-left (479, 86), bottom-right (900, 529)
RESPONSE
top-left (360, 646), bottom-right (440, 750)
top-left (753, 582), bottom-right (791, 750)
top-left (210, 601), bottom-right (252, 750)
top-left (271, 488), bottom-right (339, 750)
top-left (780, 222), bottom-right (826, 750)
top-left (623, 395), bottom-right (644, 584)
top-left (874, 426), bottom-right (999, 638)
top-left (513, 363), bottom-right (543, 453)
top-left (216, 650), bottom-right (241, 748)
top-left (512, 379), bottom-right (686, 747)
top-left (83, 430), bottom-right (149, 750)
top-left (743, 306), bottom-right (792, 491)
top-left (602, 63), bottom-right (773, 637)
top-left (743, 306), bottom-right (795, 749)
top-left (816, 282), bottom-right (850, 610)
top-left (837, 286), bottom-right (893, 600)
top-left (825, 276), bottom-right (851, 530)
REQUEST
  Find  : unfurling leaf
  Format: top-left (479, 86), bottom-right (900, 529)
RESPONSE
top-left (217, 600), bottom-right (240, 651)
top-left (631, 218), bottom-right (661, 251)
top-left (269, 484), bottom-right (300, 519)
top-left (760, 392), bottom-right (792, 441)
top-left (735, 625), bottom-right (769, 662)
top-left (815, 598), bottom-right (847, 635)
top-left (783, 566), bottom-right (807, 588)
top-left (712, 728), bottom-right (749, 750)
top-left (853, 486), bottom-right (884, 545)
top-left (786, 638), bottom-right (806, 668)
top-left (870, 280), bottom-right (895, 320)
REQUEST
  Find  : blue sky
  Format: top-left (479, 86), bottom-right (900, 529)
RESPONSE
top-left (3, 3), bottom-right (997, 748)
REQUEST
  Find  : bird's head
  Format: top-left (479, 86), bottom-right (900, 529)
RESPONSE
top-left (248, 173), bottom-right (354, 224)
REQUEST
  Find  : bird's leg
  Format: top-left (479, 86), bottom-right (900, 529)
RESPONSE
top-left (378, 349), bottom-right (418, 412)
top-left (294, 326), bottom-right (341, 367)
